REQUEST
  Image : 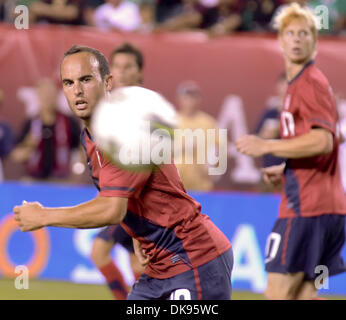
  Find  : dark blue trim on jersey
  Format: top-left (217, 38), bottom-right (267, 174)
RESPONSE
top-left (85, 128), bottom-right (94, 142)
top-left (284, 167), bottom-right (301, 216)
top-left (309, 118), bottom-right (333, 130)
top-left (288, 60), bottom-right (314, 85)
top-left (100, 186), bottom-right (135, 192)
top-left (80, 129), bottom-right (100, 191)
top-left (123, 210), bottom-right (193, 269)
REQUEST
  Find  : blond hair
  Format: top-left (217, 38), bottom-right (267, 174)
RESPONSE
top-left (274, 3), bottom-right (319, 41)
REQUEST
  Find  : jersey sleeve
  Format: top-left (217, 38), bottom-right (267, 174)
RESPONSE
top-left (300, 79), bottom-right (336, 135)
top-left (98, 157), bottom-right (151, 199)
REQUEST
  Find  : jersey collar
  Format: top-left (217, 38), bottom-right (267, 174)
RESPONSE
top-left (288, 60), bottom-right (314, 85)
top-left (84, 127), bottom-right (95, 142)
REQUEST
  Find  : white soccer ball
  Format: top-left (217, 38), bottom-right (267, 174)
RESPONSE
top-left (92, 86), bottom-right (177, 170)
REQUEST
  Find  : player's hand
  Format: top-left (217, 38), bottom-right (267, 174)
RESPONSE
top-left (13, 201), bottom-right (45, 232)
top-left (261, 163), bottom-right (285, 186)
top-left (133, 238), bottom-right (149, 267)
top-left (235, 135), bottom-right (269, 158)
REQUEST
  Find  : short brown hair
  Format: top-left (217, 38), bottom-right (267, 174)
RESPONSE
top-left (62, 45), bottom-right (110, 80)
top-left (109, 42), bottom-right (144, 71)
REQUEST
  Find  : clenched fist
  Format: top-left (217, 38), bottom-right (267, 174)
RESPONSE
top-left (13, 201), bottom-right (46, 232)
top-left (235, 135), bottom-right (269, 158)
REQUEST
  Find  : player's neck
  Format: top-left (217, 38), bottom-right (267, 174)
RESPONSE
top-left (84, 120), bottom-right (92, 135)
top-left (40, 109), bottom-right (57, 126)
top-left (180, 108), bottom-right (199, 118)
top-left (285, 58), bottom-right (311, 83)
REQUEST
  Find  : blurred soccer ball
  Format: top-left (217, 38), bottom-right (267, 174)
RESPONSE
top-left (92, 86), bottom-right (177, 170)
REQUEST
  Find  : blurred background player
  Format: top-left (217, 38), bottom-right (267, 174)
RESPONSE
top-left (174, 80), bottom-right (219, 191)
top-left (236, 3), bottom-right (346, 300)
top-left (90, 43), bottom-right (144, 300)
top-left (14, 45), bottom-right (233, 300)
top-left (28, 0), bottom-right (84, 25)
top-left (10, 78), bottom-right (81, 181)
top-left (254, 72), bottom-right (287, 192)
top-left (0, 88), bottom-right (14, 181)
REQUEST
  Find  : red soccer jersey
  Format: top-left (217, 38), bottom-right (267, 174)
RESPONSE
top-left (81, 129), bottom-right (231, 279)
top-left (279, 61), bottom-right (346, 218)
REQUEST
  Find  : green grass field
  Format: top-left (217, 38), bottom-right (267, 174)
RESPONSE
top-left (0, 278), bottom-right (345, 300)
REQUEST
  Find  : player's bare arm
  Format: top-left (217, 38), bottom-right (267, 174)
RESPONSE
top-left (13, 196), bottom-right (128, 232)
top-left (236, 127), bottom-right (333, 159)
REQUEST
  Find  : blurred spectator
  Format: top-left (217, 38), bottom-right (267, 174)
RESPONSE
top-left (10, 79), bottom-right (81, 181)
top-left (204, 0), bottom-right (245, 37)
top-left (254, 72), bottom-right (287, 191)
top-left (241, 0), bottom-right (281, 32)
top-left (0, 0), bottom-right (16, 22)
top-left (29, 0), bottom-right (84, 25)
top-left (93, 0), bottom-right (142, 32)
top-left (0, 89), bottom-right (14, 181)
top-left (174, 81), bottom-right (220, 191)
top-left (155, 0), bottom-right (182, 23)
top-left (82, 0), bottom-right (105, 26)
top-left (137, 1), bottom-right (156, 32)
top-left (154, 0), bottom-right (209, 31)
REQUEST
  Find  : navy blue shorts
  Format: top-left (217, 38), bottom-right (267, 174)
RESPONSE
top-left (265, 214), bottom-right (346, 280)
top-left (96, 225), bottom-right (134, 253)
top-left (127, 248), bottom-right (233, 300)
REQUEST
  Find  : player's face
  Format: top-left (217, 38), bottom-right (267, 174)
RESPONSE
top-left (110, 53), bottom-right (141, 89)
top-left (61, 52), bottom-right (112, 122)
top-left (280, 18), bottom-right (315, 64)
top-left (178, 93), bottom-right (201, 114)
top-left (36, 79), bottom-right (58, 114)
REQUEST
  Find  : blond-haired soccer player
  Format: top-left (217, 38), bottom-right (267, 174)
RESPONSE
top-left (236, 3), bottom-right (346, 300)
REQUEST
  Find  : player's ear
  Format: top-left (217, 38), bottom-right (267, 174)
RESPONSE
top-left (105, 74), bottom-right (113, 92)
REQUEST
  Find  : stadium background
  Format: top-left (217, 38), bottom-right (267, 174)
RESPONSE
top-left (1, 12), bottom-right (346, 299)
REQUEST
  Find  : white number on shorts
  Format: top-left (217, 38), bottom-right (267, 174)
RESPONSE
top-left (265, 232), bottom-right (281, 263)
top-left (281, 111), bottom-right (295, 137)
top-left (170, 289), bottom-right (191, 300)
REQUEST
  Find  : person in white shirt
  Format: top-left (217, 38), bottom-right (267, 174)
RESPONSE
top-left (94, 0), bottom-right (141, 32)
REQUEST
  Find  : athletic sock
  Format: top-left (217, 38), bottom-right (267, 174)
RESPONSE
top-left (99, 261), bottom-right (128, 300)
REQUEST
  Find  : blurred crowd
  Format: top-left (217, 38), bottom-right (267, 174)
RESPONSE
top-left (0, 0), bottom-right (345, 35)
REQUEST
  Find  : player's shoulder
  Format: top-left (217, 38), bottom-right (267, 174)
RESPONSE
top-left (302, 63), bottom-right (330, 92)
top-left (196, 111), bottom-right (218, 128)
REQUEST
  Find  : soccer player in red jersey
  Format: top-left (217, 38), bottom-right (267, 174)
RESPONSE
top-left (89, 43), bottom-right (145, 300)
top-left (236, 3), bottom-right (346, 300)
top-left (13, 45), bottom-right (233, 300)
